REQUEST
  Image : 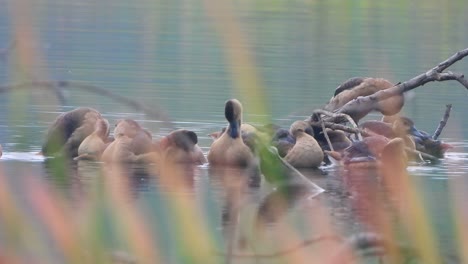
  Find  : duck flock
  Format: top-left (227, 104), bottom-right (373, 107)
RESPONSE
top-left (15, 77), bottom-right (452, 186)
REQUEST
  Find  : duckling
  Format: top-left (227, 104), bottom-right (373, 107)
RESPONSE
top-left (41, 107), bottom-right (107, 158)
top-left (74, 118), bottom-right (110, 161)
top-left (284, 121), bottom-right (324, 168)
top-left (208, 99), bottom-right (256, 167)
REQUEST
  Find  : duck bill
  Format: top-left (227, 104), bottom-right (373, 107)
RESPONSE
top-left (410, 126), bottom-right (427, 139)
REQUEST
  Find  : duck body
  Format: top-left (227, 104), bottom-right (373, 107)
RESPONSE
top-left (325, 77), bottom-right (404, 122)
top-left (75, 119), bottom-right (110, 161)
top-left (208, 99), bottom-right (256, 168)
top-left (271, 128), bottom-right (295, 157)
top-left (155, 129), bottom-right (207, 165)
top-left (42, 107), bottom-right (107, 158)
top-left (362, 116), bottom-right (453, 158)
top-left (360, 120), bottom-right (396, 139)
top-left (327, 136), bottom-right (408, 170)
top-left (284, 121), bottom-right (323, 168)
top-left (101, 119), bottom-right (152, 163)
top-left (101, 135), bottom-right (139, 163)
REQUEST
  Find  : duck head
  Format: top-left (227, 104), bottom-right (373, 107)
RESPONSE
top-left (393, 117), bottom-right (429, 140)
top-left (225, 99), bottom-right (243, 139)
top-left (289, 120), bottom-right (313, 137)
top-left (165, 129), bottom-right (198, 152)
top-left (95, 118), bottom-right (110, 140)
top-left (114, 119), bottom-right (142, 138)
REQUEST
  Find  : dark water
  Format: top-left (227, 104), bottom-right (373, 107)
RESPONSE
top-left (1, 0), bottom-right (468, 263)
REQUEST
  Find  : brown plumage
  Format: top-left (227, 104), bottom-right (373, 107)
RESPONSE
top-left (41, 107), bottom-right (107, 158)
top-left (74, 118), bottom-right (110, 161)
top-left (284, 121), bottom-right (324, 168)
top-left (101, 119), bottom-right (152, 163)
top-left (208, 99), bottom-right (255, 167)
top-left (325, 77), bottom-right (404, 121)
top-left (360, 116), bottom-right (419, 151)
top-left (154, 129), bottom-right (207, 165)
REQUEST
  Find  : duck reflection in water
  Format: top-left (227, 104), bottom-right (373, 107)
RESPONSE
top-left (335, 137), bottom-right (409, 233)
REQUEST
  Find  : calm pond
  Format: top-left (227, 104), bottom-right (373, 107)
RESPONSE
top-left (1, 1), bottom-right (468, 263)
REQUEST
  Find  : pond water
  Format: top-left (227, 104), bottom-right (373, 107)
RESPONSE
top-left (1, 0), bottom-right (468, 263)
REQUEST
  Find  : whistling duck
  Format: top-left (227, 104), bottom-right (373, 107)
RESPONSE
top-left (207, 99), bottom-right (256, 167)
top-left (41, 107), bottom-right (107, 158)
top-left (284, 120), bottom-right (324, 168)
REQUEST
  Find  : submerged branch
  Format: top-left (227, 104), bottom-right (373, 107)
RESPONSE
top-left (432, 104), bottom-right (452, 140)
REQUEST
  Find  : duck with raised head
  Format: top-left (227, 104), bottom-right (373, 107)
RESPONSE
top-left (383, 115), bottom-right (453, 158)
top-left (360, 116), bottom-right (419, 149)
top-left (362, 115), bottom-right (453, 158)
top-left (284, 120), bottom-right (324, 168)
top-left (207, 99), bottom-right (256, 167)
top-left (74, 118), bottom-right (111, 161)
top-left (41, 107), bottom-right (108, 158)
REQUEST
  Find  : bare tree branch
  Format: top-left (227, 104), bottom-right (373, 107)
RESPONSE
top-left (309, 121), bottom-right (439, 162)
top-left (312, 109), bottom-right (362, 140)
top-left (0, 80), bottom-right (174, 128)
top-left (432, 104), bottom-right (452, 140)
top-left (324, 48), bottom-right (468, 122)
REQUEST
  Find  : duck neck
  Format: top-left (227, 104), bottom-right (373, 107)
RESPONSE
top-left (228, 120), bottom-right (241, 138)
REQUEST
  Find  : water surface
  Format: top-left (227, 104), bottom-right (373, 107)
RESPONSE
top-left (1, 0), bottom-right (468, 263)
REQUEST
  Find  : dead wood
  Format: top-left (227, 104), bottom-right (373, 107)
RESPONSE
top-left (0, 80), bottom-right (174, 128)
top-left (432, 104), bottom-right (452, 140)
top-left (324, 77), bottom-right (404, 121)
top-left (309, 120), bottom-right (439, 162)
top-left (316, 48), bottom-right (468, 123)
